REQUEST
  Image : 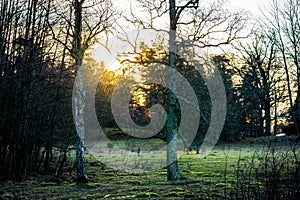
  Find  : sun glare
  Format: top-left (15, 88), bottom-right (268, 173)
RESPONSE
top-left (106, 60), bottom-right (123, 75)
top-left (102, 58), bottom-right (143, 83)
top-left (136, 94), bottom-right (147, 106)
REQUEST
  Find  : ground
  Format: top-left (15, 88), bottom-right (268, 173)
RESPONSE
top-left (0, 130), bottom-right (299, 199)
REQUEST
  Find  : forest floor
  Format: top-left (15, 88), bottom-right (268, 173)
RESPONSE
top-left (0, 131), bottom-right (299, 200)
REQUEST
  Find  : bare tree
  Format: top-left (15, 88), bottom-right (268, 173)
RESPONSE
top-left (49, 0), bottom-right (114, 183)
top-left (236, 33), bottom-right (285, 136)
top-left (183, 0), bottom-right (250, 48)
top-left (120, 0), bottom-right (249, 181)
top-left (262, 0), bottom-right (300, 138)
top-left (0, 0), bottom-right (60, 180)
top-left (165, 0), bottom-right (196, 181)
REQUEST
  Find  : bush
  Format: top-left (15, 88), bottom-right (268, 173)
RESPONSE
top-left (232, 142), bottom-right (300, 199)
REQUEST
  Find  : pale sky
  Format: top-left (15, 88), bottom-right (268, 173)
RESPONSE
top-left (114, 0), bottom-right (272, 27)
top-left (228, 0), bottom-right (270, 15)
top-left (94, 0), bottom-right (272, 68)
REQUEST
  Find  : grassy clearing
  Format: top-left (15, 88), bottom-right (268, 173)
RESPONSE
top-left (0, 134), bottom-right (299, 199)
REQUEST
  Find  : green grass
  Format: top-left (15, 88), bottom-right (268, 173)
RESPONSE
top-left (0, 133), bottom-right (299, 199)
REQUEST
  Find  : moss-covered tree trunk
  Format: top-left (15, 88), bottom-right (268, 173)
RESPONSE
top-left (166, 92), bottom-right (183, 180)
top-left (166, 0), bottom-right (183, 181)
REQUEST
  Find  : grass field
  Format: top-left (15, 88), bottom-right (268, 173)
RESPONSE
top-left (0, 130), bottom-right (299, 199)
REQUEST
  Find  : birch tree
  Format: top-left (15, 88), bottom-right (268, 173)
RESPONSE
top-left (49, 0), bottom-right (113, 183)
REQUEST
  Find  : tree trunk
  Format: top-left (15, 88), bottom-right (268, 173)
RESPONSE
top-left (295, 72), bottom-right (300, 137)
top-left (282, 50), bottom-right (300, 138)
top-left (44, 143), bottom-right (51, 172)
top-left (73, 0), bottom-right (88, 183)
top-left (166, 96), bottom-right (183, 180)
top-left (274, 88), bottom-right (278, 135)
top-left (74, 64), bottom-right (88, 183)
top-left (166, 0), bottom-right (183, 181)
top-left (76, 138), bottom-right (88, 183)
top-left (265, 100), bottom-right (271, 136)
top-left (264, 86), bottom-right (271, 136)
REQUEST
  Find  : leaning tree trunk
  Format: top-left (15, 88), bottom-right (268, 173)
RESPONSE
top-left (282, 50), bottom-right (300, 139)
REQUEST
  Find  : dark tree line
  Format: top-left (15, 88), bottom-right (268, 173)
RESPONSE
top-left (0, 0), bottom-right (113, 182)
top-left (0, 0), bottom-right (76, 181)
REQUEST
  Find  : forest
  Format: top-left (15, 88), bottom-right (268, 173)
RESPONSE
top-left (0, 0), bottom-right (299, 199)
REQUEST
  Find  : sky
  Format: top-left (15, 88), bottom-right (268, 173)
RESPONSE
top-left (93, 0), bottom-right (272, 69)
top-left (109, 0), bottom-right (272, 36)
top-left (228, 0), bottom-right (270, 15)
top-left (114, 0), bottom-right (271, 18)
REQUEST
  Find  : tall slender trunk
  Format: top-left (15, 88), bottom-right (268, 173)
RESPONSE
top-left (73, 0), bottom-right (88, 183)
top-left (281, 50), bottom-right (300, 137)
top-left (265, 99), bottom-right (271, 136)
top-left (263, 83), bottom-right (271, 136)
top-left (275, 11), bottom-right (300, 137)
top-left (74, 63), bottom-right (88, 183)
top-left (289, 2), bottom-right (300, 139)
top-left (274, 85), bottom-right (278, 135)
top-left (166, 0), bottom-right (183, 181)
top-left (296, 53), bottom-right (300, 139)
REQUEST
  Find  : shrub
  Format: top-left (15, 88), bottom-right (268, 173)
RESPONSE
top-left (232, 142), bottom-right (300, 199)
